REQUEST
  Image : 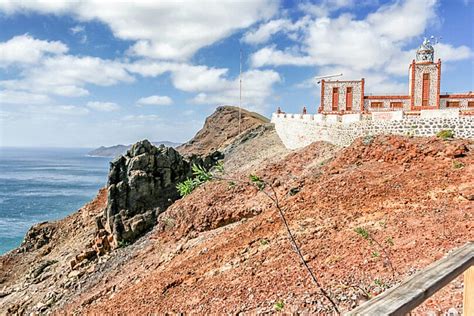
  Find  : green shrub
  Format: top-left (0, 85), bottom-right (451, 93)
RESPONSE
top-left (176, 178), bottom-right (200, 197)
top-left (176, 162), bottom-right (226, 197)
top-left (452, 161), bottom-right (465, 169)
top-left (436, 129), bottom-right (454, 140)
top-left (117, 240), bottom-right (130, 248)
top-left (274, 300), bottom-right (284, 312)
top-left (354, 227), bottom-right (370, 240)
top-left (249, 174), bottom-right (265, 190)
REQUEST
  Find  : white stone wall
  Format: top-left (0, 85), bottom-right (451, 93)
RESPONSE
top-left (272, 113), bottom-right (474, 149)
top-left (364, 98), bottom-right (410, 111)
top-left (439, 97), bottom-right (474, 109)
top-left (323, 81), bottom-right (362, 112)
top-left (420, 109), bottom-right (459, 118)
top-left (412, 63), bottom-right (439, 107)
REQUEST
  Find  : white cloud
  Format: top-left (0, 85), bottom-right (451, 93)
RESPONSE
top-left (0, 0), bottom-right (279, 60)
top-left (0, 34), bottom-right (68, 67)
top-left (70, 25), bottom-right (87, 44)
top-left (298, 0), bottom-right (356, 17)
top-left (249, 0), bottom-right (472, 83)
top-left (251, 45), bottom-right (314, 67)
top-left (86, 101), bottom-right (120, 112)
top-left (434, 43), bottom-right (472, 61)
top-left (122, 114), bottom-right (161, 122)
top-left (1, 54), bottom-right (134, 97)
top-left (170, 65), bottom-right (231, 92)
top-left (70, 25), bottom-right (84, 34)
top-left (0, 89), bottom-right (51, 105)
top-left (242, 19), bottom-right (292, 45)
top-left (36, 105), bottom-right (90, 116)
top-left (191, 69), bottom-right (281, 111)
top-left (126, 60), bottom-right (176, 77)
top-left (366, 0), bottom-right (437, 41)
top-left (128, 60), bottom-right (281, 110)
top-left (136, 95), bottom-right (173, 106)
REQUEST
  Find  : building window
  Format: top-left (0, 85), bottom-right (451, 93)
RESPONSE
top-left (371, 102), bottom-right (383, 109)
top-left (390, 102), bottom-right (403, 109)
top-left (446, 101), bottom-right (460, 108)
top-left (345, 87), bottom-right (353, 111)
top-left (422, 73), bottom-right (430, 106)
top-left (468, 101), bottom-right (474, 108)
top-left (332, 87), bottom-right (339, 111)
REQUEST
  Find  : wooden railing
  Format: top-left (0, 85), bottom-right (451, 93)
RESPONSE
top-left (346, 242), bottom-right (474, 315)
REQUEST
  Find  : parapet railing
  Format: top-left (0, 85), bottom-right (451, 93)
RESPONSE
top-left (346, 242), bottom-right (474, 315)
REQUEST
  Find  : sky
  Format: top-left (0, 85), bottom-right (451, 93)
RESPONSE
top-left (0, 0), bottom-right (473, 148)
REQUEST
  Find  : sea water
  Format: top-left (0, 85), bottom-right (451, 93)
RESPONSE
top-left (0, 148), bottom-right (110, 255)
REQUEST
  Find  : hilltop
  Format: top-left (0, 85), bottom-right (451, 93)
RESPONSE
top-left (177, 105), bottom-right (269, 157)
top-left (0, 106), bottom-right (472, 314)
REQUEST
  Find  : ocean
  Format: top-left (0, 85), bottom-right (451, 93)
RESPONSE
top-left (0, 148), bottom-right (110, 255)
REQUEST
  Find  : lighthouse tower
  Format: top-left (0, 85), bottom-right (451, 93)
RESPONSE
top-left (408, 38), bottom-right (441, 109)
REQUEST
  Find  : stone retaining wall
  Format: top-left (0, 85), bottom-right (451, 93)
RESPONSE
top-left (271, 113), bottom-right (474, 149)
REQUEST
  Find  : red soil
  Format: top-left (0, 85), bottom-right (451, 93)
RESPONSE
top-left (79, 136), bottom-right (473, 314)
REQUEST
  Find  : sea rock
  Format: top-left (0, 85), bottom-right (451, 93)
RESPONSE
top-left (100, 139), bottom-right (222, 244)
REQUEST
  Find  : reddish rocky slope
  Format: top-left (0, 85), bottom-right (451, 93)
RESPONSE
top-left (76, 135), bottom-right (473, 314)
top-left (0, 105), bottom-right (472, 315)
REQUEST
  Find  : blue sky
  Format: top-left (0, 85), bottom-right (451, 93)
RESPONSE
top-left (0, 0), bottom-right (473, 147)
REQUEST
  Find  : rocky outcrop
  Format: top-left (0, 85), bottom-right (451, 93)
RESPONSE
top-left (19, 221), bottom-right (56, 252)
top-left (100, 139), bottom-right (222, 244)
top-left (177, 106), bottom-right (269, 157)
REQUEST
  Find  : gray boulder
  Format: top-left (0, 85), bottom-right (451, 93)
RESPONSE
top-left (101, 139), bottom-right (222, 244)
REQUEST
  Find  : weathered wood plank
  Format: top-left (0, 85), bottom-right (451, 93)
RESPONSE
top-left (346, 242), bottom-right (474, 316)
top-left (464, 266), bottom-right (474, 316)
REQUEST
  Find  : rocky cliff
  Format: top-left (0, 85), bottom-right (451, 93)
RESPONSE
top-left (101, 139), bottom-right (222, 244)
top-left (0, 106), bottom-right (473, 315)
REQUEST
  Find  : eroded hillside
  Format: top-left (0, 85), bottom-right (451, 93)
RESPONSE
top-left (0, 107), bottom-right (472, 315)
top-left (74, 135), bottom-right (473, 314)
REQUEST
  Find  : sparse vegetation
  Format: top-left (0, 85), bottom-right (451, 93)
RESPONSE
top-left (176, 178), bottom-right (199, 197)
top-left (117, 240), bottom-right (130, 248)
top-left (176, 163), bottom-right (222, 196)
top-left (371, 251), bottom-right (380, 258)
top-left (374, 278), bottom-right (384, 287)
top-left (436, 129), bottom-right (454, 140)
top-left (260, 238), bottom-right (269, 246)
top-left (274, 300), bottom-right (284, 312)
top-left (354, 226), bottom-right (396, 278)
top-left (176, 161), bottom-right (341, 314)
top-left (362, 135), bottom-right (375, 145)
top-left (452, 160), bottom-right (465, 169)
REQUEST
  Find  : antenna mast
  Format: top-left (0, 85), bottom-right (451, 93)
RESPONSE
top-left (239, 49), bottom-right (242, 135)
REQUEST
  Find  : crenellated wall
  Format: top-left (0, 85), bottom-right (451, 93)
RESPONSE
top-left (272, 113), bottom-right (474, 149)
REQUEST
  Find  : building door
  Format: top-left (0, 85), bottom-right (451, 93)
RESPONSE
top-left (346, 87), bottom-right (353, 111)
top-left (422, 73), bottom-right (430, 106)
top-left (332, 88), bottom-right (339, 111)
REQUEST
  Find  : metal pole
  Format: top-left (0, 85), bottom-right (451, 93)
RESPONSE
top-left (239, 49), bottom-right (242, 135)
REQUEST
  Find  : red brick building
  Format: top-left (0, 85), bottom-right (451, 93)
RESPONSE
top-left (319, 38), bottom-right (474, 114)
